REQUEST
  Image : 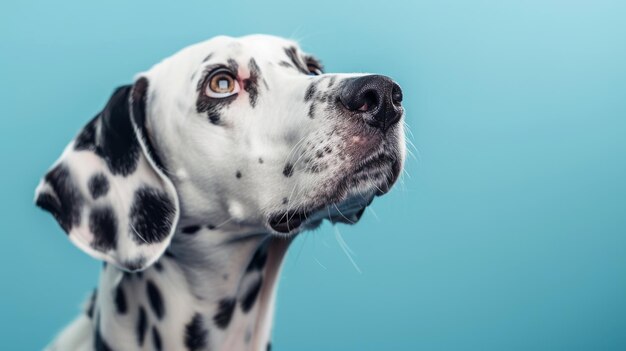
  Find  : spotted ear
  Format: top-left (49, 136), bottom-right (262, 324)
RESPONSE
top-left (34, 78), bottom-right (180, 272)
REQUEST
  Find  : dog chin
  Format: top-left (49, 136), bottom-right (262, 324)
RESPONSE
top-left (267, 151), bottom-right (402, 235)
top-left (267, 191), bottom-right (375, 235)
top-left (266, 164), bottom-right (402, 235)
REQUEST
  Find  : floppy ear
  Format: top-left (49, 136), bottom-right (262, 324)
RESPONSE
top-left (34, 78), bottom-right (180, 272)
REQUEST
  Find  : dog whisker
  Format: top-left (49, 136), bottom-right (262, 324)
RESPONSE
top-left (333, 226), bottom-right (361, 274)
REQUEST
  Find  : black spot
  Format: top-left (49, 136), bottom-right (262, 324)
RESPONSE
top-left (95, 318), bottom-right (114, 351)
top-left (114, 285), bottom-right (127, 314)
top-left (75, 81), bottom-right (164, 179)
top-left (316, 150), bottom-right (324, 158)
top-left (154, 261), bottom-right (164, 272)
top-left (74, 81), bottom-right (164, 178)
top-left (258, 157), bottom-right (264, 164)
top-left (236, 171), bottom-right (242, 179)
top-left (99, 85), bottom-right (141, 176)
top-left (182, 225), bottom-right (201, 234)
top-left (328, 76), bottom-right (337, 88)
top-left (86, 289), bottom-right (97, 319)
top-left (164, 250), bottom-right (175, 258)
top-left (282, 163), bottom-right (294, 177)
top-left (136, 306), bottom-right (148, 347)
top-left (131, 77), bottom-right (167, 172)
top-left (152, 327), bottom-right (162, 351)
top-left (146, 280), bottom-right (165, 319)
top-left (88, 173), bottom-right (110, 200)
top-left (241, 277), bottom-right (263, 313)
top-left (202, 53), bottom-right (213, 62)
top-left (124, 257), bottom-right (146, 272)
top-left (308, 102), bottom-right (316, 119)
top-left (284, 47), bottom-right (308, 74)
top-left (246, 241), bottom-right (269, 273)
top-left (185, 313), bottom-right (209, 351)
top-left (207, 224), bottom-right (216, 230)
top-left (304, 82), bottom-right (317, 102)
top-left (89, 206), bottom-right (118, 251)
top-left (74, 116), bottom-right (98, 151)
top-left (267, 342), bottom-right (272, 351)
top-left (129, 186), bottom-right (175, 245)
top-left (244, 58), bottom-right (261, 107)
top-left (208, 112), bottom-right (221, 125)
top-left (227, 58), bottom-right (239, 73)
top-left (282, 197), bottom-right (288, 205)
top-left (213, 298), bottom-right (236, 329)
top-left (123, 271), bottom-right (132, 280)
top-left (37, 164), bottom-right (83, 233)
top-left (279, 61), bottom-right (293, 69)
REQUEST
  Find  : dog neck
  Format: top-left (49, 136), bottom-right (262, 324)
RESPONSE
top-left (96, 224), bottom-right (292, 351)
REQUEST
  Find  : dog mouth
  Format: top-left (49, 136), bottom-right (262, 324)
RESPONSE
top-left (267, 155), bottom-right (401, 234)
top-left (267, 193), bottom-right (375, 234)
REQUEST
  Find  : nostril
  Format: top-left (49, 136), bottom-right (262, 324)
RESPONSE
top-left (360, 90), bottom-right (379, 112)
top-left (391, 84), bottom-right (403, 105)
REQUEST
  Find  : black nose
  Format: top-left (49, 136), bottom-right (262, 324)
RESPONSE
top-left (339, 75), bottom-right (403, 131)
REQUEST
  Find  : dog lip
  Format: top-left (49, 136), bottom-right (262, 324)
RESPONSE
top-left (267, 193), bottom-right (375, 234)
top-left (268, 209), bottom-right (313, 233)
top-left (268, 154), bottom-right (400, 234)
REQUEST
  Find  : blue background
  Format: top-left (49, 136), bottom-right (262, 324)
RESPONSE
top-left (1, 1), bottom-right (625, 350)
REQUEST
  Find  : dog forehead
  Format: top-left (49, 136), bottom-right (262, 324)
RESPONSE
top-left (244, 35), bottom-right (307, 64)
top-left (183, 35), bottom-right (303, 66)
top-left (143, 35), bottom-right (305, 87)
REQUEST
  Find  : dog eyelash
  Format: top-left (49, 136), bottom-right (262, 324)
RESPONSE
top-left (305, 56), bottom-right (324, 76)
top-left (199, 66), bottom-right (240, 98)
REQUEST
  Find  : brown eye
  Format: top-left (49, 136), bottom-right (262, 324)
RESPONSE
top-left (206, 70), bottom-right (240, 98)
top-left (306, 58), bottom-right (323, 76)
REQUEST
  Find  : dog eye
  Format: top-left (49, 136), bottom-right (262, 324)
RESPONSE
top-left (306, 59), bottom-right (323, 76)
top-left (206, 70), bottom-right (240, 98)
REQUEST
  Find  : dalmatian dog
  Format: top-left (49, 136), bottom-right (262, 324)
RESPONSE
top-left (35, 34), bottom-right (405, 351)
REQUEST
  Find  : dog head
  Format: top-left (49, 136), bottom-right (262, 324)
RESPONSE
top-left (35, 35), bottom-right (405, 271)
